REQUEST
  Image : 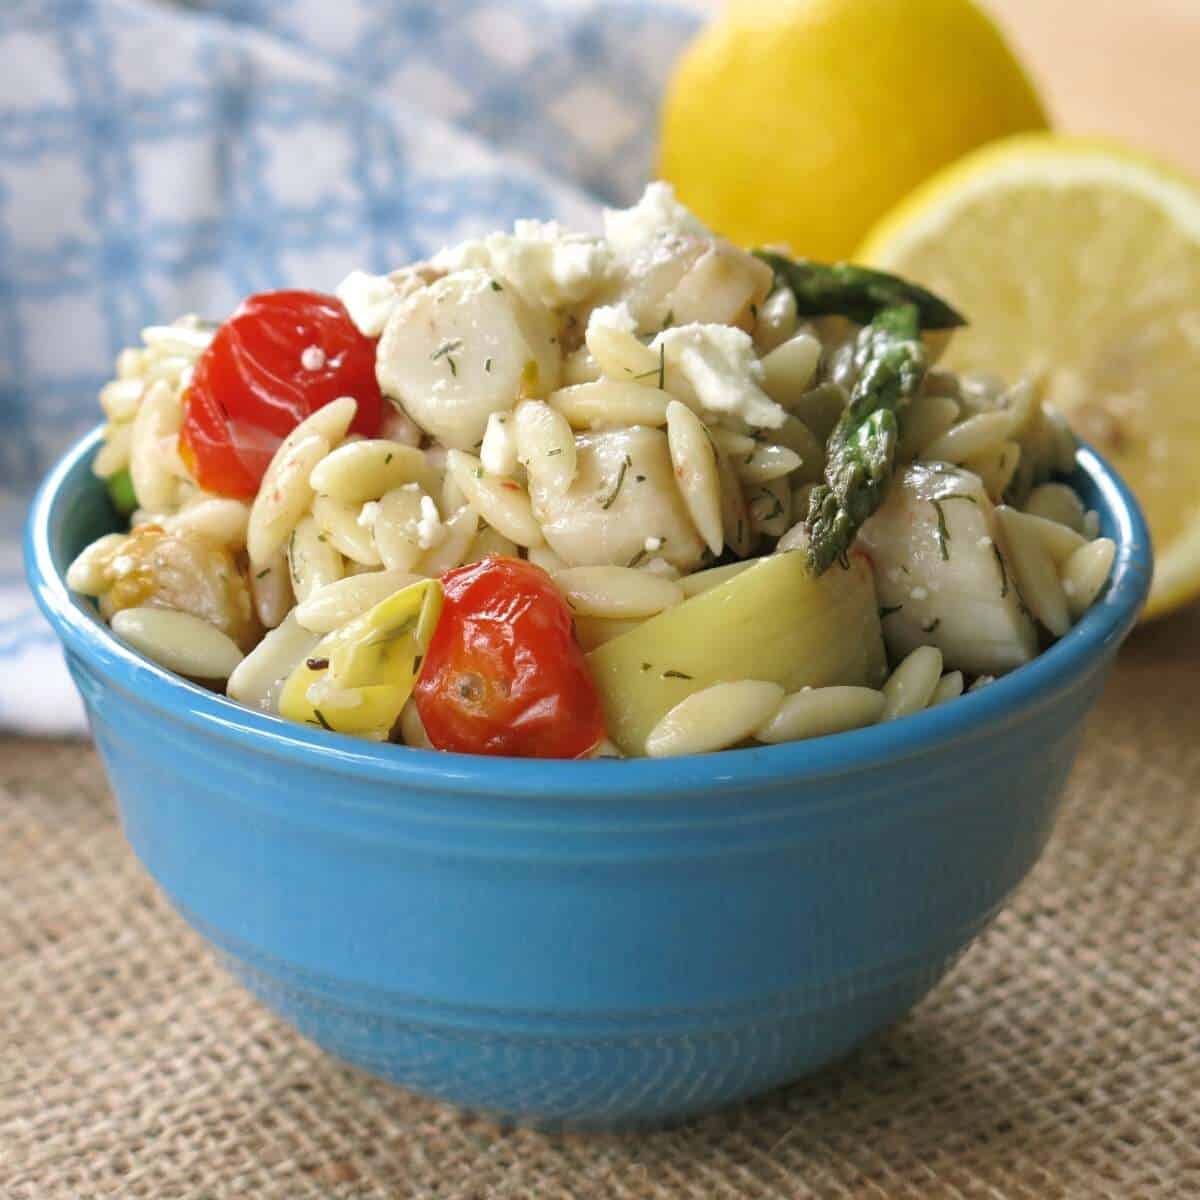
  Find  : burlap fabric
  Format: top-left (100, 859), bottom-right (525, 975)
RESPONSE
top-left (3, 608), bottom-right (1198, 1199)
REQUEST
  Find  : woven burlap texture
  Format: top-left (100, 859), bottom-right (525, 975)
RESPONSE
top-left (3, 608), bottom-right (1199, 1199)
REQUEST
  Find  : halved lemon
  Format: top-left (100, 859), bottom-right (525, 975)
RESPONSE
top-left (859, 134), bottom-right (1200, 619)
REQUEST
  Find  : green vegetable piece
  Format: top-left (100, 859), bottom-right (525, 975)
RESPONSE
top-left (755, 252), bottom-right (966, 574)
top-left (807, 302), bottom-right (926, 573)
top-left (753, 252), bottom-right (966, 330)
top-left (587, 551), bottom-right (886, 756)
top-left (106, 468), bottom-right (138, 517)
top-left (279, 578), bottom-right (443, 739)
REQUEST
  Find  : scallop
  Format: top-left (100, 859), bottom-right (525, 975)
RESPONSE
top-left (659, 238), bottom-right (773, 329)
top-left (375, 269), bottom-right (561, 451)
top-left (528, 427), bottom-right (706, 571)
top-left (602, 235), bottom-right (706, 331)
top-left (859, 464), bottom-right (1038, 677)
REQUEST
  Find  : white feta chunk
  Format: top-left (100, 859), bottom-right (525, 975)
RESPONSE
top-left (432, 219), bottom-right (611, 308)
top-left (336, 266), bottom-right (437, 338)
top-left (336, 270), bottom-right (401, 338)
top-left (416, 494), bottom-right (445, 550)
top-left (652, 323), bottom-right (785, 430)
top-left (603, 182), bottom-right (709, 259)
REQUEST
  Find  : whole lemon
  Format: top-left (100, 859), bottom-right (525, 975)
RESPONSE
top-left (659, 0), bottom-right (1048, 260)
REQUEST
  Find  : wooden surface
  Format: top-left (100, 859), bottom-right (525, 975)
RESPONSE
top-left (982, 0), bottom-right (1200, 177)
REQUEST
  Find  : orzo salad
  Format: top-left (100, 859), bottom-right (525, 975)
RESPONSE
top-left (68, 184), bottom-right (1116, 759)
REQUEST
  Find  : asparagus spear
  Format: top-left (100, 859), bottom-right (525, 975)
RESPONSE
top-left (105, 467), bottom-right (138, 517)
top-left (754, 251), bottom-right (966, 330)
top-left (805, 302), bottom-right (928, 572)
top-left (757, 253), bottom-right (965, 573)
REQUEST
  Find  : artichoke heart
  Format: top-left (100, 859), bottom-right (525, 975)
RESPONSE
top-left (279, 578), bottom-right (443, 739)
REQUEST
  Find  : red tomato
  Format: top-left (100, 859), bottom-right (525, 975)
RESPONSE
top-left (180, 290), bottom-right (385, 497)
top-left (415, 557), bottom-right (606, 759)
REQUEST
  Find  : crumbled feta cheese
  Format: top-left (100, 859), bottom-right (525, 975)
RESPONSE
top-left (416, 494), bottom-right (445, 550)
top-left (110, 554), bottom-right (135, 579)
top-left (357, 501), bottom-right (381, 530)
top-left (910, 586), bottom-right (929, 601)
top-left (336, 270), bottom-right (401, 338)
top-left (480, 412), bottom-right (518, 478)
top-left (300, 345), bottom-right (326, 371)
top-left (977, 535), bottom-right (993, 549)
top-left (652, 324), bottom-right (786, 429)
top-left (644, 536), bottom-right (663, 552)
top-left (603, 182), bottom-right (708, 259)
top-left (432, 219), bottom-right (611, 308)
top-left (587, 302), bottom-right (638, 335)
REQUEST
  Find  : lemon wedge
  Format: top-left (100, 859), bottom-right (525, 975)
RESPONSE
top-left (860, 135), bottom-right (1200, 619)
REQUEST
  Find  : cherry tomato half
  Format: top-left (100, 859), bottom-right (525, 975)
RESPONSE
top-left (180, 290), bottom-right (384, 497)
top-left (414, 557), bottom-right (606, 759)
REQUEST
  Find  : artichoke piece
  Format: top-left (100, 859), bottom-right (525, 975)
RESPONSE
top-left (587, 551), bottom-right (886, 756)
top-left (279, 578), bottom-right (443, 739)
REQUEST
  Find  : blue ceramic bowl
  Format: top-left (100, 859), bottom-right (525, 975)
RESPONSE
top-left (27, 429), bottom-right (1151, 1128)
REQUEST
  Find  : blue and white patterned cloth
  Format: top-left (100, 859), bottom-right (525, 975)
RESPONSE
top-left (0, 0), bottom-right (697, 732)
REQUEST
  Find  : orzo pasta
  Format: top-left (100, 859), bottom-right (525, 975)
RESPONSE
top-left (68, 184), bottom-right (1118, 757)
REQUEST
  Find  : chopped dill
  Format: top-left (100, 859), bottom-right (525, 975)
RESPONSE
top-left (931, 499), bottom-right (950, 561)
top-left (601, 455), bottom-right (632, 510)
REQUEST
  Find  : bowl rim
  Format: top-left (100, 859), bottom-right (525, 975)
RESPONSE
top-left (26, 427), bottom-right (1152, 801)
